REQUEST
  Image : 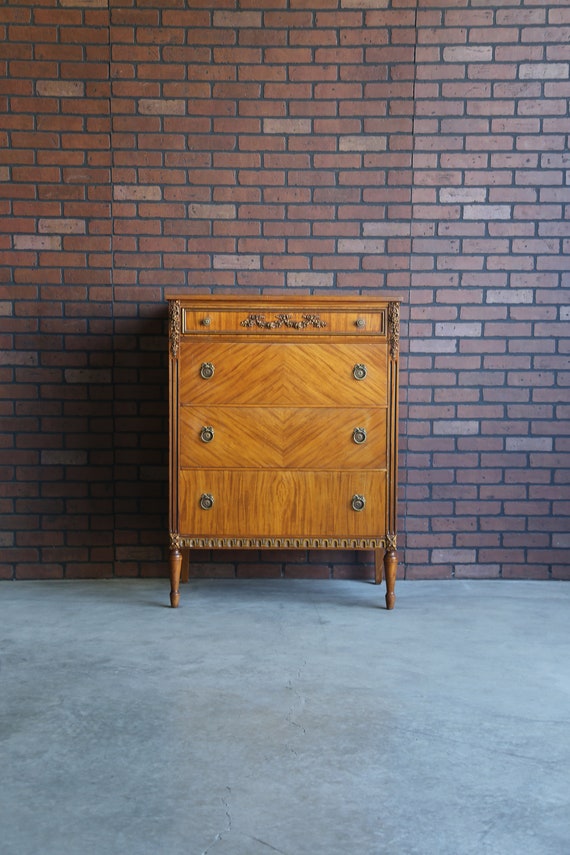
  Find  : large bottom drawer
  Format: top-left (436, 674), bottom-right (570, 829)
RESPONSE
top-left (178, 469), bottom-right (387, 539)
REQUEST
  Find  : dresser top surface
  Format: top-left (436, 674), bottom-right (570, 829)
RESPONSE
top-left (166, 294), bottom-right (400, 309)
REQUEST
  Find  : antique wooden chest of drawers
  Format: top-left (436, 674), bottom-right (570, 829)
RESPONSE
top-left (167, 295), bottom-right (400, 609)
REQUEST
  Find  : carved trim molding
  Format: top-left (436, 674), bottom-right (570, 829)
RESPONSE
top-left (388, 302), bottom-right (400, 359)
top-left (241, 313), bottom-right (327, 330)
top-left (170, 532), bottom-right (183, 551)
top-left (169, 300), bottom-right (181, 359)
top-left (170, 534), bottom-right (389, 550)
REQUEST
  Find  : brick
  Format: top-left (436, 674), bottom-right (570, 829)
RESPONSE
top-left (339, 135), bottom-right (387, 151)
top-left (463, 205), bottom-right (512, 220)
top-left (138, 99), bottom-right (186, 115)
top-left (13, 235), bottom-right (62, 251)
top-left (263, 118), bottom-right (312, 135)
top-left (286, 272), bottom-right (334, 289)
top-left (520, 63), bottom-right (569, 80)
top-left (341, 0), bottom-right (388, 7)
top-left (1, 0), bottom-right (568, 586)
top-left (113, 186), bottom-right (162, 201)
top-left (188, 204), bottom-right (236, 219)
top-left (213, 11), bottom-right (261, 29)
top-left (443, 46), bottom-right (492, 63)
top-left (213, 255), bottom-right (260, 270)
top-left (432, 549), bottom-right (476, 564)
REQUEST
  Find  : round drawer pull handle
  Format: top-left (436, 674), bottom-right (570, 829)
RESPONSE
top-left (199, 493), bottom-right (214, 510)
top-left (200, 362), bottom-right (215, 379)
top-left (351, 494), bottom-right (366, 512)
top-left (356, 318), bottom-right (366, 329)
top-left (201, 317), bottom-right (211, 326)
top-left (353, 427), bottom-right (367, 444)
top-left (200, 426), bottom-right (214, 443)
top-left (353, 363), bottom-right (367, 381)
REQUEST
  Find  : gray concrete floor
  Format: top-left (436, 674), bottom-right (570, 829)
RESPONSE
top-left (1, 579), bottom-right (569, 855)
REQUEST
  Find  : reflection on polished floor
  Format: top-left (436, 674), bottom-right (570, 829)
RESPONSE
top-left (1, 578), bottom-right (569, 855)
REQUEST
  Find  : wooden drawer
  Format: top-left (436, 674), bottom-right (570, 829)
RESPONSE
top-left (182, 307), bottom-right (386, 336)
top-left (179, 406), bottom-right (388, 470)
top-left (178, 341), bottom-right (387, 407)
top-left (178, 469), bottom-right (387, 539)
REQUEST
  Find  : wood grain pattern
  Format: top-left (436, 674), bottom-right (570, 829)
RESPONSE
top-left (179, 341), bottom-right (387, 407)
top-left (179, 406), bottom-right (388, 470)
top-left (178, 469), bottom-right (387, 538)
top-left (182, 308), bottom-right (386, 335)
top-left (168, 295), bottom-right (400, 609)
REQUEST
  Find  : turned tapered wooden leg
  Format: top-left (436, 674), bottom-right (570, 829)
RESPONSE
top-left (374, 549), bottom-right (383, 585)
top-left (180, 549), bottom-right (189, 584)
top-left (170, 547), bottom-right (182, 608)
top-left (383, 548), bottom-right (397, 610)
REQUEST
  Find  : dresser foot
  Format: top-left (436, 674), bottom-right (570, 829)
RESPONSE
top-left (384, 548), bottom-right (397, 610)
top-left (181, 549), bottom-right (189, 584)
top-left (170, 547), bottom-right (182, 608)
top-left (374, 549), bottom-right (383, 584)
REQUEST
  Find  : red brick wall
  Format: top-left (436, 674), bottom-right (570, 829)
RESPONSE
top-left (1, 0), bottom-right (568, 583)
top-left (408, 2), bottom-right (570, 581)
top-left (1, 1), bottom-right (114, 580)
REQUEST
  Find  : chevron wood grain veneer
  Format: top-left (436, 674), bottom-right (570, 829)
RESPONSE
top-left (167, 295), bottom-right (400, 610)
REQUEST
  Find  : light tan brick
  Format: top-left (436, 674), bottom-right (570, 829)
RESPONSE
top-left (338, 238), bottom-right (385, 253)
top-left (36, 81), bottom-right (85, 97)
top-left (139, 99), bottom-right (186, 115)
top-left (433, 421), bottom-right (480, 436)
top-left (464, 204), bottom-right (511, 220)
top-left (13, 235), bottom-right (62, 250)
top-left (41, 451), bottom-right (88, 466)
top-left (188, 204), bottom-right (236, 219)
top-left (409, 339), bottom-right (458, 354)
top-left (59, 0), bottom-right (107, 5)
top-left (506, 437), bottom-right (553, 451)
top-left (341, 0), bottom-right (389, 7)
top-left (39, 218), bottom-right (85, 234)
top-left (520, 63), bottom-right (569, 80)
top-left (435, 322), bottom-right (482, 337)
top-left (443, 46), bottom-right (493, 63)
top-left (213, 11), bottom-right (262, 28)
top-left (339, 135), bottom-right (387, 152)
top-left (487, 289), bottom-right (533, 304)
top-left (213, 254), bottom-right (260, 269)
top-left (263, 119), bottom-right (312, 135)
top-left (0, 350), bottom-right (38, 365)
top-left (440, 187), bottom-right (486, 204)
top-left (432, 549), bottom-right (477, 563)
top-left (287, 272), bottom-right (334, 288)
top-left (113, 186), bottom-right (162, 201)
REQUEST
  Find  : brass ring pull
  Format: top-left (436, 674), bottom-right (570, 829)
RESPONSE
top-left (353, 427), bottom-right (367, 445)
top-left (199, 493), bottom-right (214, 510)
top-left (351, 494), bottom-right (366, 512)
top-left (200, 362), bottom-right (215, 379)
top-left (353, 363), bottom-right (367, 381)
top-left (200, 426), bottom-right (214, 443)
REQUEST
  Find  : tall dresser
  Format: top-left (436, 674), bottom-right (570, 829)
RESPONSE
top-left (167, 295), bottom-right (400, 609)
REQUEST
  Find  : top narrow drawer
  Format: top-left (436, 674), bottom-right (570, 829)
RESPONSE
top-left (181, 308), bottom-right (386, 336)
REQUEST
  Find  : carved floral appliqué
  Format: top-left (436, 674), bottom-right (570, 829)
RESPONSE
top-left (388, 302), bottom-right (400, 359)
top-left (241, 313), bottom-right (327, 330)
top-left (169, 300), bottom-right (181, 359)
